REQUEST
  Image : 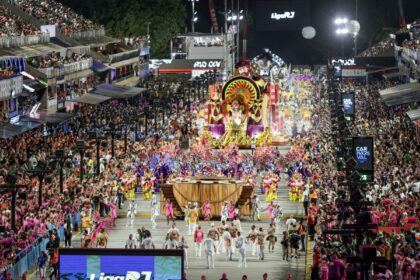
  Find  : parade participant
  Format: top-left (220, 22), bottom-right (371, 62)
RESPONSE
top-left (178, 236), bottom-right (189, 269)
top-left (218, 221), bottom-right (229, 253)
top-left (141, 233), bottom-right (155, 249)
top-left (289, 230), bottom-right (300, 259)
top-left (228, 201), bottom-right (236, 221)
top-left (221, 201), bottom-right (229, 223)
top-left (142, 177), bottom-right (153, 200)
top-left (228, 221), bottom-right (238, 253)
top-left (233, 215), bottom-right (242, 233)
top-left (164, 199), bottom-right (174, 225)
top-left (184, 202), bottom-right (191, 228)
top-left (81, 230), bottom-right (89, 248)
top-left (135, 226), bottom-right (150, 248)
top-left (96, 228), bottom-right (108, 248)
top-left (168, 222), bottom-right (181, 241)
top-left (298, 219), bottom-right (306, 252)
top-left (247, 225), bottom-right (258, 256)
top-left (274, 204), bottom-right (283, 230)
top-left (202, 200), bottom-right (212, 224)
top-left (222, 227), bottom-right (233, 261)
top-left (267, 223), bottom-right (277, 253)
top-left (188, 203), bottom-right (199, 235)
top-left (150, 190), bottom-right (158, 207)
top-left (151, 201), bottom-right (159, 229)
top-left (250, 195), bottom-right (262, 221)
top-left (203, 237), bottom-right (217, 269)
top-left (194, 225), bottom-right (204, 257)
top-left (235, 231), bottom-right (247, 268)
top-left (257, 227), bottom-right (266, 260)
top-left (163, 233), bottom-right (178, 249)
top-left (126, 199), bottom-right (137, 227)
top-left (208, 223), bottom-right (221, 254)
top-left (281, 231), bottom-right (290, 261)
top-left (263, 200), bottom-right (276, 225)
top-left (125, 234), bottom-right (136, 249)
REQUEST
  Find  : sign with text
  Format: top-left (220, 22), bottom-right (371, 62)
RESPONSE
top-left (341, 92), bottom-right (355, 120)
top-left (59, 248), bottom-right (183, 280)
top-left (256, 0), bottom-right (310, 31)
top-left (353, 137), bottom-right (374, 182)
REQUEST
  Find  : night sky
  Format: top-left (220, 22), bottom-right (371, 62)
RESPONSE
top-left (185, 0), bottom-right (420, 64)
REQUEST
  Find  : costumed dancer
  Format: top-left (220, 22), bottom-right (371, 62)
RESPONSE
top-left (228, 200), bottom-right (236, 221)
top-left (221, 201), bottom-right (229, 223)
top-left (218, 221), bottom-right (229, 253)
top-left (165, 199), bottom-right (174, 225)
top-left (203, 237), bottom-right (217, 269)
top-left (229, 221), bottom-right (238, 253)
top-left (235, 231), bottom-right (247, 268)
top-left (178, 236), bottom-right (189, 269)
top-left (222, 227), bottom-right (233, 261)
top-left (274, 204), bottom-right (283, 230)
top-left (263, 200), bottom-right (276, 225)
top-left (233, 215), bottom-right (242, 233)
top-left (184, 202), bottom-right (191, 228)
top-left (208, 223), bottom-right (221, 254)
top-left (251, 195), bottom-right (262, 221)
top-left (194, 225), bottom-right (204, 257)
top-left (257, 227), bottom-right (266, 260)
top-left (126, 199), bottom-right (137, 227)
top-left (247, 225), bottom-right (258, 256)
top-left (202, 200), bottom-right (212, 224)
top-left (150, 190), bottom-right (157, 207)
top-left (151, 202), bottom-right (159, 229)
top-left (142, 177), bottom-right (153, 200)
top-left (188, 204), bottom-right (199, 235)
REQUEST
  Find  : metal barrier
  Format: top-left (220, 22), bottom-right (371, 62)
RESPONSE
top-left (0, 33), bottom-right (50, 48)
top-left (67, 45), bottom-right (91, 56)
top-left (67, 28), bottom-right (105, 39)
top-left (39, 58), bottom-right (93, 79)
top-left (0, 75), bottom-right (23, 99)
top-left (108, 49), bottom-right (138, 64)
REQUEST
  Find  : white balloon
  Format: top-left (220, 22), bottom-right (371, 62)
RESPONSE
top-left (348, 20), bottom-right (360, 34)
top-left (302, 26), bottom-right (316, 39)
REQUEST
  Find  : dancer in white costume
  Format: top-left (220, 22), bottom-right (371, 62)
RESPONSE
top-left (235, 231), bottom-right (247, 268)
top-left (126, 199), bottom-right (137, 226)
top-left (221, 201), bottom-right (229, 222)
top-left (151, 202), bottom-right (159, 229)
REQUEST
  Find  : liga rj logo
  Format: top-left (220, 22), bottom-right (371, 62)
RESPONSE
top-left (88, 271), bottom-right (152, 280)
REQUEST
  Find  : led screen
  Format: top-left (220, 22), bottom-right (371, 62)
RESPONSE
top-left (59, 249), bottom-right (183, 280)
top-left (256, 0), bottom-right (311, 31)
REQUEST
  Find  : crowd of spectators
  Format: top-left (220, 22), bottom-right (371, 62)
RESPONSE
top-left (286, 75), bottom-right (419, 279)
top-left (27, 51), bottom-right (90, 69)
top-left (0, 78), bottom-right (202, 275)
top-left (19, 0), bottom-right (102, 34)
top-left (0, 6), bottom-right (40, 36)
top-left (0, 66), bottom-right (18, 78)
top-left (358, 37), bottom-right (394, 57)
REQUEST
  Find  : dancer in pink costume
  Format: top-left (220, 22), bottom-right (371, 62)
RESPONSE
top-left (202, 200), bottom-right (212, 224)
top-left (165, 199), bottom-right (174, 225)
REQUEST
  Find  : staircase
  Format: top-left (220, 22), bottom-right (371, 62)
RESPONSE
top-left (237, 184), bottom-right (254, 214)
top-left (160, 184), bottom-right (184, 217)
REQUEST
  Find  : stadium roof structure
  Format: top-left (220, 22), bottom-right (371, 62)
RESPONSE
top-left (406, 108), bottom-right (420, 122)
top-left (71, 93), bottom-right (111, 105)
top-left (91, 84), bottom-right (147, 99)
top-left (379, 82), bottom-right (420, 106)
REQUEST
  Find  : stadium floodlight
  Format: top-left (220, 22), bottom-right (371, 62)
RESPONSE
top-left (334, 17), bottom-right (348, 25)
top-left (193, 17), bottom-right (198, 22)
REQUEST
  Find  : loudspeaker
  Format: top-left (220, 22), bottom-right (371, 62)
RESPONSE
top-left (360, 245), bottom-right (376, 260)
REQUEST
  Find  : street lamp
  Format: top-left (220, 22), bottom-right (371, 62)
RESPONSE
top-left (0, 174), bottom-right (27, 231)
top-left (23, 159), bottom-right (54, 209)
top-left (189, 0), bottom-right (199, 32)
top-left (53, 149), bottom-right (72, 193)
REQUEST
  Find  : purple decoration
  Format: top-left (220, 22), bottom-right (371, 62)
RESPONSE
top-left (247, 125), bottom-right (265, 137)
top-left (209, 124), bottom-right (225, 138)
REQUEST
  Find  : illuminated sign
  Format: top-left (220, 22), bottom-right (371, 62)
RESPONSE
top-left (193, 60), bottom-right (222, 68)
top-left (353, 137), bottom-right (374, 182)
top-left (271, 11), bottom-right (295, 20)
top-left (341, 92), bottom-right (355, 120)
top-left (59, 249), bottom-right (183, 280)
top-left (331, 58), bottom-right (355, 66)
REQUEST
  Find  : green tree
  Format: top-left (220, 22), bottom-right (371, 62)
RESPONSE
top-left (59, 0), bottom-right (186, 58)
